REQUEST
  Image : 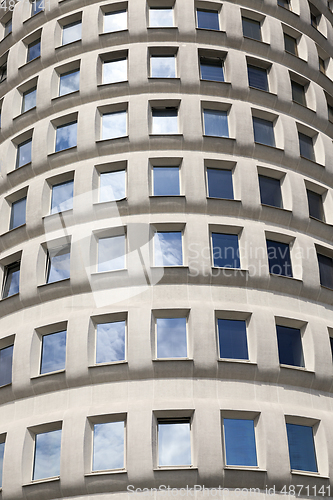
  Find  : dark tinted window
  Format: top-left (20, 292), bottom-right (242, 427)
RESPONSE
top-left (253, 117), bottom-right (275, 147)
top-left (0, 345), bottom-right (13, 386)
top-left (330, 337), bottom-right (333, 361)
top-left (27, 39), bottom-right (41, 62)
top-left (218, 319), bottom-right (248, 360)
top-left (258, 175), bottom-right (282, 208)
top-left (276, 325), bottom-right (304, 366)
top-left (298, 132), bottom-right (315, 161)
top-left (197, 9), bottom-right (219, 30)
top-left (224, 419), bottom-right (257, 466)
top-left (266, 240), bottom-right (292, 277)
top-left (247, 65), bottom-right (268, 91)
top-left (4, 18), bottom-right (12, 37)
top-left (307, 190), bottom-right (324, 221)
top-left (207, 168), bottom-right (233, 199)
top-left (286, 423), bottom-right (317, 472)
top-left (317, 253), bottom-right (333, 289)
top-left (10, 197), bottom-right (27, 229)
top-left (242, 17), bottom-right (261, 40)
top-left (200, 58), bottom-right (224, 82)
top-left (284, 33), bottom-right (297, 55)
top-left (278, 0), bottom-right (290, 9)
top-left (203, 109), bottom-right (228, 137)
top-left (212, 233), bottom-right (240, 268)
top-left (291, 80), bottom-right (306, 105)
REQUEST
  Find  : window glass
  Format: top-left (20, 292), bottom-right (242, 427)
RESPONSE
top-left (98, 235), bottom-right (125, 272)
top-left (46, 245), bottom-right (71, 283)
top-left (102, 111), bottom-right (127, 140)
top-left (266, 240), bottom-right (292, 277)
top-left (59, 69), bottom-right (80, 96)
top-left (0, 441), bottom-right (5, 488)
top-left (31, 0), bottom-right (44, 16)
top-left (16, 139), bottom-right (32, 168)
top-left (153, 167), bottom-right (180, 196)
top-left (27, 39), bottom-right (41, 62)
top-left (212, 233), bottom-right (240, 268)
top-left (196, 9), bottom-right (219, 30)
top-left (284, 33), bottom-right (297, 55)
top-left (330, 337), bottom-right (333, 361)
top-left (224, 418), bottom-right (257, 466)
top-left (62, 21), bottom-right (82, 45)
top-left (51, 180), bottom-right (73, 214)
top-left (33, 429), bottom-right (62, 480)
top-left (152, 108), bottom-right (178, 134)
top-left (151, 56), bottom-right (176, 78)
top-left (317, 253), bottom-right (333, 289)
top-left (286, 423), bottom-right (317, 472)
top-left (93, 421), bottom-right (125, 471)
top-left (100, 170), bottom-right (126, 202)
top-left (40, 330), bottom-right (66, 374)
top-left (158, 420), bottom-right (191, 466)
top-left (55, 121), bottom-right (77, 152)
top-left (104, 10), bottom-right (127, 32)
top-left (319, 56), bottom-right (326, 74)
top-left (276, 325), bottom-right (304, 367)
top-left (258, 175), bottom-right (282, 208)
top-left (96, 321), bottom-right (125, 364)
top-left (328, 103), bottom-right (333, 123)
top-left (307, 190), bottom-right (324, 221)
top-left (218, 319), bottom-right (248, 360)
top-left (156, 317), bottom-right (187, 358)
top-left (247, 65), bottom-right (268, 91)
top-left (291, 80), bottom-right (306, 105)
top-left (203, 109), bottom-right (229, 137)
top-left (154, 231), bottom-right (183, 266)
top-left (2, 262), bottom-right (20, 298)
top-left (22, 87), bottom-right (37, 113)
top-left (10, 197), bottom-right (27, 230)
top-left (4, 18), bottom-right (12, 37)
top-left (298, 132), bottom-right (315, 161)
top-left (0, 345), bottom-right (13, 386)
top-left (252, 117), bottom-right (275, 147)
top-left (242, 17), bottom-right (261, 40)
top-left (207, 168), bottom-right (233, 199)
top-left (278, 0), bottom-right (290, 8)
top-left (149, 8), bottom-right (174, 27)
top-left (200, 57), bottom-right (224, 82)
top-left (0, 63), bottom-right (7, 84)
top-left (103, 58), bottom-right (127, 84)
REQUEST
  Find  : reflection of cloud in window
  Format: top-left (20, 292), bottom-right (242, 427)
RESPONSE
top-left (149, 9), bottom-right (173, 27)
top-left (151, 57), bottom-right (175, 78)
top-left (100, 170), bottom-right (126, 202)
top-left (98, 235), bottom-right (125, 272)
top-left (156, 318), bottom-right (187, 358)
top-left (33, 429), bottom-right (62, 480)
top-left (51, 181), bottom-right (73, 214)
top-left (102, 111), bottom-right (127, 140)
top-left (154, 232), bottom-right (182, 266)
top-left (40, 330), bottom-right (66, 374)
top-left (59, 70), bottom-right (80, 96)
top-left (96, 321), bottom-right (125, 363)
top-left (158, 422), bottom-right (191, 466)
top-left (93, 421), bottom-right (124, 471)
top-left (55, 122), bottom-right (77, 152)
top-left (152, 109), bottom-right (178, 134)
top-left (104, 11), bottom-right (127, 33)
top-left (103, 59), bottom-right (127, 84)
top-left (47, 246), bottom-right (71, 282)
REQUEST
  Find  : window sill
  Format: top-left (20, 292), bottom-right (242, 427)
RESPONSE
top-left (150, 195), bottom-right (185, 199)
top-left (96, 136), bottom-right (129, 143)
top-left (2, 32), bottom-right (12, 42)
top-left (300, 155), bottom-right (323, 167)
top-left (13, 107), bottom-right (36, 120)
top-left (1, 292), bottom-right (19, 301)
top-left (254, 142), bottom-right (283, 151)
top-left (97, 81), bottom-right (128, 88)
top-left (23, 477), bottom-right (60, 487)
top-left (0, 223), bottom-right (26, 237)
top-left (153, 466), bottom-right (197, 471)
top-left (277, 5), bottom-right (299, 15)
top-left (207, 197), bottom-right (240, 202)
top-left (37, 278), bottom-right (70, 288)
top-left (212, 266), bottom-right (243, 271)
top-left (201, 79), bottom-right (230, 85)
top-left (99, 29), bottom-right (129, 36)
top-left (224, 466), bottom-right (266, 472)
top-left (23, 10), bottom-right (44, 23)
top-left (88, 361), bottom-right (127, 368)
top-left (19, 56), bottom-right (41, 71)
top-left (91, 269), bottom-right (127, 276)
top-left (148, 77), bottom-right (181, 81)
top-left (218, 359), bottom-right (256, 365)
top-left (203, 134), bottom-right (232, 139)
top-left (55, 39), bottom-right (82, 51)
top-left (261, 204), bottom-right (291, 213)
top-left (85, 470), bottom-right (127, 477)
top-left (291, 471), bottom-right (328, 478)
top-left (42, 209), bottom-right (73, 220)
top-left (153, 358), bottom-right (193, 362)
top-left (280, 364), bottom-right (313, 373)
top-left (51, 90), bottom-right (80, 102)
top-left (243, 36), bottom-right (269, 46)
top-left (153, 265), bottom-right (188, 269)
top-left (31, 369), bottom-right (65, 380)
top-left (309, 215), bottom-right (327, 224)
top-left (249, 86), bottom-right (277, 96)
top-left (269, 273), bottom-right (302, 282)
top-left (147, 26), bottom-right (178, 30)
top-left (320, 284), bottom-right (333, 292)
top-left (196, 27), bottom-right (225, 33)
top-left (48, 146), bottom-right (77, 158)
top-left (149, 133), bottom-right (183, 137)
top-left (93, 198), bottom-right (127, 205)
top-left (7, 162), bottom-right (32, 175)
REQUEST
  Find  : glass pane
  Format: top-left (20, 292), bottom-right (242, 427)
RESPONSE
top-left (152, 108), bottom-right (178, 134)
top-left (258, 175), bottom-right (282, 208)
top-left (47, 246), bottom-right (70, 283)
top-left (224, 419), bottom-right (257, 466)
top-left (2, 263), bottom-right (20, 298)
top-left (62, 21), bottom-right (82, 45)
top-left (207, 168), bottom-right (233, 199)
top-left (212, 233), bottom-right (240, 268)
top-left (103, 58), bottom-right (127, 84)
top-left (98, 235), bottom-right (125, 272)
top-left (40, 330), bottom-right (67, 374)
top-left (0, 442), bottom-right (5, 488)
top-left (298, 132), bottom-right (315, 161)
top-left (197, 9), bottom-right (219, 30)
top-left (154, 232), bottom-right (182, 266)
top-left (247, 65), bottom-right (268, 91)
top-left (4, 18), bottom-right (12, 36)
top-left (317, 253), bottom-right (333, 289)
top-left (276, 325), bottom-right (304, 367)
top-left (31, 0), bottom-right (44, 15)
top-left (93, 421), bottom-right (124, 471)
top-left (307, 190), bottom-right (324, 220)
top-left (278, 0), bottom-right (290, 8)
top-left (204, 110), bottom-right (229, 137)
top-left (96, 321), bottom-right (125, 363)
top-left (22, 87), bottom-right (36, 113)
top-left (55, 122), bottom-right (77, 152)
top-left (156, 317), bottom-right (187, 358)
top-left (51, 180), bottom-right (73, 214)
top-left (100, 170), bottom-right (126, 202)
top-left (158, 422), bottom-right (191, 466)
top-left (149, 8), bottom-right (173, 27)
top-left (10, 197), bottom-right (27, 229)
top-left (33, 429), bottom-right (62, 480)
top-left (0, 345), bottom-right (13, 386)
top-left (218, 319), bottom-right (248, 360)
top-left (102, 111), bottom-right (127, 140)
top-left (242, 17), bottom-right (261, 40)
top-left (253, 117), bottom-right (275, 146)
top-left (330, 337), bottom-right (333, 361)
top-left (153, 167), bottom-right (180, 196)
top-left (151, 56), bottom-right (176, 78)
top-left (266, 240), bottom-right (292, 277)
top-left (16, 139), bottom-right (32, 168)
top-left (59, 69), bottom-right (80, 96)
top-left (286, 423), bottom-right (317, 472)
top-left (284, 34), bottom-right (297, 55)
top-left (27, 39), bottom-right (40, 62)
top-left (291, 81), bottom-right (306, 105)
top-left (104, 10), bottom-right (127, 33)
top-left (200, 58), bottom-right (224, 82)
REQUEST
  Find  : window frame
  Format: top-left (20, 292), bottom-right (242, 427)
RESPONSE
top-left (153, 228), bottom-right (184, 267)
top-left (58, 68), bottom-right (80, 96)
top-left (2, 261), bottom-right (20, 299)
top-left (252, 115), bottom-right (275, 147)
top-left (55, 120), bottom-right (78, 152)
top-left (196, 8), bottom-right (220, 31)
top-left (26, 38), bottom-right (41, 63)
top-left (266, 238), bottom-right (293, 278)
top-left (61, 20), bottom-right (82, 46)
top-left (211, 231), bottom-right (241, 269)
top-left (156, 416), bottom-right (193, 468)
top-left (154, 313), bottom-right (189, 360)
top-left (222, 412), bottom-right (260, 469)
top-left (45, 243), bottom-right (71, 284)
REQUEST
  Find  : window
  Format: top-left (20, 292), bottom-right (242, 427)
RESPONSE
top-left (149, 8), bottom-right (174, 27)
top-left (286, 423), bottom-right (317, 472)
top-left (55, 121), bottom-right (77, 152)
top-left (102, 111), bottom-right (127, 140)
top-left (207, 168), bottom-right (233, 199)
top-left (203, 109), bottom-right (229, 137)
top-left (96, 321), bottom-right (125, 364)
top-left (291, 80), bottom-right (306, 106)
top-left (266, 239), bottom-right (292, 277)
top-left (10, 197), bottom-right (27, 229)
top-left (0, 62), bottom-right (6, 84)
top-left (330, 335), bottom-right (333, 361)
top-left (151, 108), bottom-right (178, 134)
top-left (31, 0), bottom-right (44, 16)
top-left (33, 429), bottom-right (62, 480)
top-left (298, 132), bottom-right (315, 161)
top-left (276, 325), bottom-right (304, 367)
top-left (98, 235), bottom-right (125, 272)
top-left (62, 21), bottom-right (82, 45)
top-left (258, 175), bottom-right (282, 208)
top-left (100, 170), bottom-right (126, 202)
top-left (150, 55), bottom-right (176, 78)
top-left (317, 253), bottom-right (333, 289)
top-left (242, 17), bottom-right (261, 41)
top-left (103, 58), bottom-right (127, 84)
top-left (154, 231), bottom-right (183, 266)
top-left (247, 65), bottom-right (268, 91)
top-left (284, 33), bottom-right (297, 56)
top-left (0, 440), bottom-right (5, 487)
top-left (309, 2), bottom-right (321, 29)
top-left (212, 233), bottom-right (240, 268)
top-left (104, 10), bottom-right (127, 32)
top-left (4, 18), bottom-right (12, 37)
top-left (153, 167), bottom-right (180, 196)
top-left (50, 180), bottom-right (73, 214)
top-left (319, 56), bottom-right (326, 74)
top-left (157, 419), bottom-right (191, 466)
top-left (40, 330), bottom-right (66, 374)
top-left (16, 138), bottom-right (32, 168)
top-left (27, 39), bottom-right (41, 62)
top-left (200, 57), bottom-right (224, 82)
top-left (2, 262), bottom-right (20, 298)
top-left (278, 0), bottom-right (290, 9)
top-left (252, 117), bottom-right (275, 147)
top-left (218, 319), bottom-right (248, 360)
top-left (46, 244), bottom-right (71, 283)
top-left (93, 421), bottom-right (125, 471)
top-left (196, 9), bottom-right (219, 30)
top-left (22, 87), bottom-right (37, 113)
top-left (59, 69), bottom-right (80, 96)
top-left (328, 103), bottom-right (333, 123)
top-left (307, 190), bottom-right (324, 221)
top-left (0, 345), bottom-right (13, 386)
top-left (156, 317), bottom-right (187, 358)
top-left (223, 418), bottom-right (257, 466)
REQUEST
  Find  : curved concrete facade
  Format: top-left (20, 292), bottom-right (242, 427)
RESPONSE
top-left (0, 0), bottom-right (333, 499)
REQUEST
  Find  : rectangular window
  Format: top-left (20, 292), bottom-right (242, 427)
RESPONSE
top-left (317, 253), bottom-right (333, 289)
top-left (103, 58), bottom-right (127, 84)
top-left (96, 321), bottom-right (125, 364)
top-left (278, 0), bottom-right (290, 9)
top-left (153, 166), bottom-right (180, 196)
top-left (196, 9), bottom-right (219, 30)
top-left (0, 441), bottom-right (5, 488)
top-left (276, 325), bottom-right (304, 367)
top-left (152, 108), bottom-right (178, 134)
top-left (298, 132), bottom-right (315, 161)
top-left (100, 170), bottom-right (126, 202)
top-left (242, 17), bottom-right (261, 41)
top-left (50, 180), bottom-right (73, 214)
top-left (247, 65), bottom-right (268, 91)
top-left (258, 175), bottom-right (282, 208)
top-left (102, 110), bottom-right (127, 140)
top-left (4, 18), bottom-right (12, 37)
top-left (154, 231), bottom-right (183, 266)
top-left (223, 418), bottom-right (257, 466)
top-left (291, 80), bottom-right (306, 106)
top-left (252, 117), bottom-right (275, 147)
top-left (149, 8), bottom-right (174, 27)
top-left (212, 233), bottom-right (240, 268)
top-left (98, 234), bottom-right (125, 272)
top-left (46, 245), bottom-right (71, 283)
top-left (93, 421), bottom-right (125, 471)
top-left (104, 10), bottom-right (127, 33)
top-left (62, 21), bottom-right (82, 45)
top-left (22, 87), bottom-right (37, 113)
top-left (309, 3), bottom-right (320, 29)
top-left (59, 69), bottom-right (80, 96)
top-left (284, 33), bottom-right (297, 55)
top-left (2, 262), bottom-right (20, 298)
top-left (31, 0), bottom-right (44, 16)
top-left (156, 317), bottom-right (187, 358)
top-left (33, 429), bottom-right (62, 480)
top-left (0, 63), bottom-right (6, 84)
top-left (10, 197), bottom-right (27, 230)
top-left (150, 56), bottom-right (176, 78)
top-left (158, 419), bottom-right (191, 466)
top-left (218, 319), bottom-right (248, 360)
top-left (328, 103), bottom-right (333, 123)
top-left (16, 138), bottom-right (32, 169)
top-left (27, 39), bottom-right (41, 62)
top-left (319, 56), bottom-right (326, 74)
top-left (266, 239), bottom-right (292, 277)
top-left (40, 330), bottom-right (66, 374)
top-left (200, 57), bottom-right (224, 82)
top-left (207, 168), bottom-right (233, 199)
top-left (0, 345), bottom-right (13, 386)
top-left (203, 109), bottom-right (229, 137)
top-left (307, 190), bottom-right (324, 221)
top-left (286, 423), bottom-right (317, 472)
top-left (55, 121), bottom-right (77, 152)
top-left (330, 336), bottom-right (333, 361)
